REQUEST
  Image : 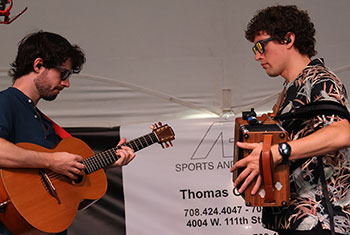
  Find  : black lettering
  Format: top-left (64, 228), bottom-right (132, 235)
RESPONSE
top-left (188, 163), bottom-right (196, 171)
top-left (217, 160), bottom-right (234, 169)
top-left (180, 189), bottom-right (187, 199)
top-left (251, 215), bottom-right (262, 224)
top-left (180, 189), bottom-right (230, 200)
top-left (195, 191), bottom-right (203, 199)
top-left (188, 189), bottom-right (196, 199)
top-left (175, 163), bottom-right (182, 172)
top-left (208, 161), bottom-right (215, 170)
top-left (210, 218), bottom-right (220, 226)
top-left (175, 162), bottom-right (215, 172)
top-left (222, 189), bottom-right (229, 197)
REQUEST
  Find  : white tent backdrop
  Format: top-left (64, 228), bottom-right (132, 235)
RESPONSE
top-left (1, 1), bottom-right (350, 234)
top-left (1, 0), bottom-right (350, 127)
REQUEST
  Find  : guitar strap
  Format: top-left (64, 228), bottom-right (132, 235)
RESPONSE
top-left (274, 100), bottom-right (350, 121)
top-left (38, 111), bottom-right (72, 139)
top-left (317, 157), bottom-right (336, 235)
top-left (50, 119), bottom-right (72, 139)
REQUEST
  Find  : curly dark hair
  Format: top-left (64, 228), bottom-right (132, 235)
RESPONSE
top-left (9, 31), bottom-right (86, 82)
top-left (245, 5), bottom-right (316, 58)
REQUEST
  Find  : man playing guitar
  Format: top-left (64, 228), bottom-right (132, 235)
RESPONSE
top-left (0, 31), bottom-right (136, 234)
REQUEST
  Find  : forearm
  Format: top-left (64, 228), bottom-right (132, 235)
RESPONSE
top-left (272, 119), bottom-right (350, 164)
top-left (0, 138), bottom-right (51, 168)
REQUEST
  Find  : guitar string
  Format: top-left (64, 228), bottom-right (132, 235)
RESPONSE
top-left (44, 131), bottom-right (164, 182)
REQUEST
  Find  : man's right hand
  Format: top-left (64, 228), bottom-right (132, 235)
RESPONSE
top-left (47, 152), bottom-right (85, 179)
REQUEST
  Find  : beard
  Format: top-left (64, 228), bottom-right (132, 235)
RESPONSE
top-left (34, 70), bottom-right (59, 101)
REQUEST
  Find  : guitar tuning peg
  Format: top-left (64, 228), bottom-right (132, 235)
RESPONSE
top-left (154, 123), bottom-right (158, 128)
top-left (169, 141), bottom-right (173, 147)
top-left (165, 143), bottom-right (169, 148)
top-left (160, 143), bottom-right (165, 149)
top-left (158, 121), bottom-right (162, 126)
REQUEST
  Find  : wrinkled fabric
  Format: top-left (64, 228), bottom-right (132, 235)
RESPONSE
top-left (263, 58), bottom-right (350, 234)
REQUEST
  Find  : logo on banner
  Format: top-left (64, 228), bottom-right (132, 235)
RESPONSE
top-left (175, 120), bottom-right (234, 173)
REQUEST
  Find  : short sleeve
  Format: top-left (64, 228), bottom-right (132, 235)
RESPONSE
top-left (0, 93), bottom-right (13, 140)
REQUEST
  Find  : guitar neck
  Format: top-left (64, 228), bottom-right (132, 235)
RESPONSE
top-left (82, 132), bottom-right (158, 174)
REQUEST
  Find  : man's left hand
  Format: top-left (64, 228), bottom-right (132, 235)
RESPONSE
top-left (230, 141), bottom-right (262, 195)
top-left (110, 138), bottom-right (136, 167)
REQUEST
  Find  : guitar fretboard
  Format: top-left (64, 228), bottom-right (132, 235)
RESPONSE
top-left (82, 132), bottom-right (158, 174)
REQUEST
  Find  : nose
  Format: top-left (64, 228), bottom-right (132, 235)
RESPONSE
top-left (255, 52), bottom-right (263, 61)
top-left (61, 78), bottom-right (70, 88)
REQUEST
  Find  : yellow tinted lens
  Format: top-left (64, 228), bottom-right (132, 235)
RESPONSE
top-left (252, 46), bottom-right (257, 54)
top-left (256, 42), bottom-right (263, 53)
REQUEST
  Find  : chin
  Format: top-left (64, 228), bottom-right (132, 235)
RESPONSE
top-left (267, 74), bottom-right (279, 78)
top-left (43, 95), bottom-right (58, 101)
top-left (266, 71), bottom-right (279, 77)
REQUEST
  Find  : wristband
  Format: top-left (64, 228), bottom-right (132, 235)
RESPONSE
top-left (278, 142), bottom-right (291, 164)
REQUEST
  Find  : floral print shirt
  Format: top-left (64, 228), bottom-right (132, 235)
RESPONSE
top-left (262, 58), bottom-right (350, 234)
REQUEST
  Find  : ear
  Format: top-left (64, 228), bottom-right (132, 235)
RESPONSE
top-left (285, 32), bottom-right (295, 47)
top-left (33, 58), bottom-right (44, 73)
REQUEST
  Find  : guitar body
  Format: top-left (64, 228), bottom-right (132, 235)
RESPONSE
top-left (0, 123), bottom-right (175, 234)
top-left (0, 137), bottom-right (108, 234)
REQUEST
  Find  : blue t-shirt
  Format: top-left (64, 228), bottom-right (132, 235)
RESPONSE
top-left (0, 87), bottom-right (61, 148)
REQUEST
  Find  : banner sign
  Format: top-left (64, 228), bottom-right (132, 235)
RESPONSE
top-left (122, 117), bottom-right (276, 235)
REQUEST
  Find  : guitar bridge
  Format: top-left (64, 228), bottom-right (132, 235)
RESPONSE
top-left (39, 169), bottom-right (61, 204)
top-left (0, 199), bottom-right (10, 213)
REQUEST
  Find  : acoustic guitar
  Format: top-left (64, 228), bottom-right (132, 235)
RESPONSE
top-left (0, 123), bottom-right (175, 234)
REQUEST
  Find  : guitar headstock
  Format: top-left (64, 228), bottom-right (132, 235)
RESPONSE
top-left (152, 122), bottom-right (175, 148)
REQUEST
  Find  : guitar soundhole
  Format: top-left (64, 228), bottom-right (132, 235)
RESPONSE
top-left (73, 175), bottom-right (83, 184)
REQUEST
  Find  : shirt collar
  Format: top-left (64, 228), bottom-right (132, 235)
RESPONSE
top-left (8, 87), bottom-right (35, 108)
top-left (308, 58), bottom-right (325, 67)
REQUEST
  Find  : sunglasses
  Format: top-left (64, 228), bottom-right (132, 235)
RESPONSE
top-left (55, 67), bottom-right (73, 81)
top-left (252, 37), bottom-right (274, 55)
